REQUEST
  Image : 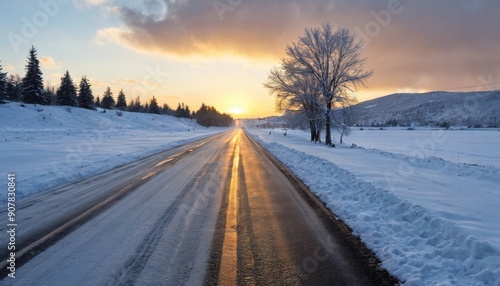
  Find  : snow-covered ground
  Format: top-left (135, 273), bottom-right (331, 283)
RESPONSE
top-left (0, 102), bottom-right (228, 200)
top-left (245, 126), bottom-right (500, 286)
top-left (2, 102), bottom-right (499, 285)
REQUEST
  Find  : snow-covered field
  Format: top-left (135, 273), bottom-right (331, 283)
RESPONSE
top-left (2, 102), bottom-right (499, 285)
top-left (0, 102), bottom-right (227, 200)
top-left (245, 126), bottom-right (500, 285)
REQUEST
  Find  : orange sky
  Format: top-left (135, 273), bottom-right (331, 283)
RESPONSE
top-left (2, 0), bottom-right (499, 118)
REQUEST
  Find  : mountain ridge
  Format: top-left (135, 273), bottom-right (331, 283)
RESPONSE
top-left (352, 90), bottom-right (500, 127)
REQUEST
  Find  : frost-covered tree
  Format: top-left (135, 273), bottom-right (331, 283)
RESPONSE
top-left (22, 46), bottom-right (47, 104)
top-left (101, 87), bottom-right (115, 109)
top-left (78, 76), bottom-right (95, 110)
top-left (332, 99), bottom-right (357, 144)
top-left (264, 66), bottom-right (324, 142)
top-left (56, 70), bottom-right (78, 106)
top-left (149, 96), bottom-right (160, 114)
top-left (285, 23), bottom-right (372, 146)
top-left (0, 61), bottom-right (7, 102)
top-left (116, 89), bottom-right (127, 110)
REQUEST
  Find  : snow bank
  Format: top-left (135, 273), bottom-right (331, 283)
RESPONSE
top-left (246, 128), bottom-right (500, 286)
top-left (0, 102), bottom-right (227, 200)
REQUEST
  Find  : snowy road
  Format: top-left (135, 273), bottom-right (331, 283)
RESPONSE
top-left (1, 129), bottom-right (396, 285)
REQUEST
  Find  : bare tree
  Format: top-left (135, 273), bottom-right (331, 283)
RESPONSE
top-left (264, 66), bottom-right (324, 142)
top-left (332, 95), bottom-right (357, 144)
top-left (285, 23), bottom-right (372, 146)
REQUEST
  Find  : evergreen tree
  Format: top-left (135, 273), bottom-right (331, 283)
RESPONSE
top-left (6, 74), bottom-right (22, 101)
top-left (128, 96), bottom-right (142, 112)
top-left (162, 103), bottom-right (174, 115)
top-left (175, 103), bottom-right (190, 118)
top-left (134, 96), bottom-right (142, 112)
top-left (149, 96), bottom-right (161, 114)
top-left (95, 96), bottom-right (101, 107)
top-left (101, 87), bottom-right (115, 109)
top-left (0, 61), bottom-right (7, 102)
top-left (143, 102), bottom-right (149, 113)
top-left (44, 86), bottom-right (56, 105)
top-left (116, 89), bottom-right (127, 110)
top-left (22, 46), bottom-right (47, 104)
top-left (175, 103), bottom-right (183, 117)
top-left (78, 76), bottom-right (95, 110)
top-left (194, 103), bottom-right (233, 127)
top-left (56, 70), bottom-right (78, 106)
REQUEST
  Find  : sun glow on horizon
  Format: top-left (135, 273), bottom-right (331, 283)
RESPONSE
top-left (229, 107), bottom-right (245, 117)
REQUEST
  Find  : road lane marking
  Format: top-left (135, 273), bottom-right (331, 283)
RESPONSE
top-left (218, 131), bottom-right (240, 285)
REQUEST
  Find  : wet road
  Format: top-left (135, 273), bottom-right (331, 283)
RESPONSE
top-left (0, 128), bottom-right (396, 285)
top-left (209, 129), bottom-right (396, 285)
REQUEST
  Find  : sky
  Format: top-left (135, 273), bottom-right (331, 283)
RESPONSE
top-left (1, 0), bottom-right (499, 118)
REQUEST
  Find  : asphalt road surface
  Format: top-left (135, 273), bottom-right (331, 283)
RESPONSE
top-left (0, 129), bottom-right (397, 285)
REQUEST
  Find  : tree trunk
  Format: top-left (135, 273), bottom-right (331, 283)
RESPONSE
top-left (325, 100), bottom-right (332, 146)
top-left (315, 129), bottom-right (321, 143)
top-left (309, 121), bottom-right (316, 142)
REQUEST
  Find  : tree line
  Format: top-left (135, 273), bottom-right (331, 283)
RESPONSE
top-left (264, 23), bottom-right (372, 145)
top-left (0, 46), bottom-right (233, 127)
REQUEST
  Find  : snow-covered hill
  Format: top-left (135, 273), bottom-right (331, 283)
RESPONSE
top-left (353, 91), bottom-right (500, 127)
top-left (0, 102), bottom-right (227, 199)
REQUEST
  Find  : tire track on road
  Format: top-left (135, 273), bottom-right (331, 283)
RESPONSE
top-left (0, 133), bottom-right (224, 280)
top-left (110, 134), bottom-right (234, 285)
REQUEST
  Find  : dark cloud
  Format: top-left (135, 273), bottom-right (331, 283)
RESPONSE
top-left (100, 0), bottom-right (500, 92)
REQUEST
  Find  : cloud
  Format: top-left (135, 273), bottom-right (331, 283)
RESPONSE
top-left (95, 0), bottom-right (337, 59)
top-left (95, 0), bottom-right (500, 92)
top-left (40, 56), bottom-right (62, 69)
top-left (73, 0), bottom-right (109, 9)
top-left (3, 63), bottom-right (15, 73)
top-left (114, 78), bottom-right (161, 87)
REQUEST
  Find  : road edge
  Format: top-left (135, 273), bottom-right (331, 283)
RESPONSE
top-left (243, 130), bottom-right (400, 285)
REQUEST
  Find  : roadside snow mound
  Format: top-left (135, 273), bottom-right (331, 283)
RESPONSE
top-left (250, 136), bottom-right (500, 286)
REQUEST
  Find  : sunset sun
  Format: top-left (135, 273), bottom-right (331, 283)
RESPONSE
top-left (229, 107), bottom-right (244, 116)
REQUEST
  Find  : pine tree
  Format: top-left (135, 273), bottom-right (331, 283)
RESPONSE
top-left (194, 103), bottom-right (233, 127)
top-left (78, 76), bottom-right (95, 110)
top-left (175, 103), bottom-right (183, 118)
top-left (101, 87), bottom-right (115, 109)
top-left (134, 96), bottom-right (141, 112)
top-left (128, 96), bottom-right (141, 112)
top-left (95, 96), bottom-right (101, 107)
top-left (44, 86), bottom-right (56, 105)
top-left (0, 61), bottom-right (7, 102)
top-left (22, 46), bottom-right (47, 104)
top-left (149, 96), bottom-right (161, 114)
top-left (116, 89), bottom-right (127, 110)
top-left (184, 104), bottom-right (191, 118)
top-left (6, 74), bottom-right (21, 101)
top-left (56, 70), bottom-right (78, 107)
top-left (162, 103), bottom-right (173, 115)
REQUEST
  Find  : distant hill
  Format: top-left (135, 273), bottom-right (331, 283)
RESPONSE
top-left (352, 91), bottom-right (500, 127)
